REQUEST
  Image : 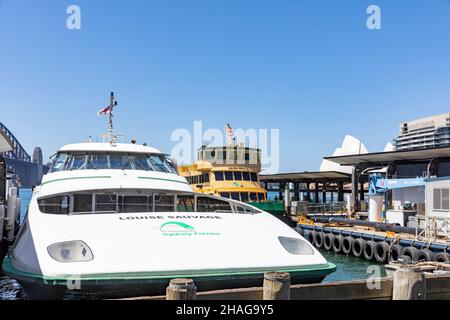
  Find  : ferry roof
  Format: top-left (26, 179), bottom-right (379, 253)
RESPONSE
top-left (59, 142), bottom-right (163, 154)
top-left (324, 146), bottom-right (450, 166)
top-left (260, 171), bottom-right (351, 183)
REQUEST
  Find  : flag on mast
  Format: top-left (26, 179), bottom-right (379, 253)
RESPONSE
top-left (97, 105), bottom-right (111, 116)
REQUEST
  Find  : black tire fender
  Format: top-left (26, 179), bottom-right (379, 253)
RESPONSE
top-left (375, 241), bottom-right (390, 263)
top-left (314, 232), bottom-right (325, 249)
top-left (342, 236), bottom-right (354, 255)
top-left (433, 252), bottom-right (450, 263)
top-left (417, 249), bottom-right (434, 262)
top-left (333, 235), bottom-right (344, 254)
top-left (323, 233), bottom-right (334, 251)
top-left (402, 246), bottom-right (420, 262)
top-left (389, 244), bottom-right (403, 262)
top-left (352, 238), bottom-right (365, 258)
top-left (363, 240), bottom-right (377, 261)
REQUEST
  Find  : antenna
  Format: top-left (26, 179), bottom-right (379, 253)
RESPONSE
top-left (108, 92), bottom-right (118, 145)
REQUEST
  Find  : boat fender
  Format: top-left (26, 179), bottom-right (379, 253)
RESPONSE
top-left (433, 252), bottom-right (450, 263)
top-left (388, 244), bottom-right (403, 262)
top-left (313, 232), bottom-right (325, 249)
top-left (402, 246), bottom-right (420, 262)
top-left (333, 235), bottom-right (344, 254)
top-left (295, 226), bottom-right (304, 237)
top-left (342, 236), bottom-right (354, 255)
top-left (352, 238), bottom-right (365, 258)
top-left (416, 249), bottom-right (433, 262)
top-left (323, 233), bottom-right (334, 251)
top-left (363, 240), bottom-right (377, 261)
top-left (375, 241), bottom-right (390, 263)
top-left (304, 230), bottom-right (315, 244)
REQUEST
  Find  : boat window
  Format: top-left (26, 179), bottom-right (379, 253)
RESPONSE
top-left (240, 192), bottom-right (249, 202)
top-left (39, 192), bottom-right (260, 215)
top-left (177, 195), bottom-right (195, 212)
top-left (225, 171), bottom-right (233, 181)
top-left (257, 193), bottom-right (265, 201)
top-left (250, 172), bottom-right (258, 182)
top-left (51, 153), bottom-right (69, 172)
top-left (196, 197), bottom-right (232, 212)
top-left (249, 193), bottom-right (257, 201)
top-left (38, 195), bottom-right (70, 214)
top-left (132, 154), bottom-right (152, 171)
top-left (120, 196), bottom-right (149, 213)
top-left (87, 154), bottom-right (110, 170)
top-left (155, 195), bottom-right (175, 212)
top-left (96, 194), bottom-right (118, 213)
top-left (49, 152), bottom-right (177, 174)
top-left (66, 154), bottom-right (88, 170)
top-left (109, 154), bottom-right (132, 170)
top-left (230, 192), bottom-right (240, 201)
top-left (220, 192), bottom-right (230, 199)
top-left (148, 155), bottom-right (171, 173)
top-left (242, 172), bottom-right (250, 181)
top-left (73, 194), bottom-right (93, 213)
top-left (215, 172), bottom-right (224, 181)
top-left (234, 171), bottom-right (242, 181)
top-left (234, 204), bottom-right (258, 214)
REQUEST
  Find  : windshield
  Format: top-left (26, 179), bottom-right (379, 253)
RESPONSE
top-left (50, 152), bottom-right (178, 174)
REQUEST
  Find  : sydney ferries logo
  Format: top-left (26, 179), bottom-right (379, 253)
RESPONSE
top-left (160, 221), bottom-right (221, 237)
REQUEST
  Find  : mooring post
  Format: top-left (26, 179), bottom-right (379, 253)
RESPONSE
top-left (392, 266), bottom-right (426, 300)
top-left (166, 278), bottom-right (197, 300)
top-left (263, 272), bottom-right (291, 300)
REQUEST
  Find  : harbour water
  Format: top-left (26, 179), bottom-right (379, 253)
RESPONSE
top-left (0, 189), bottom-right (385, 300)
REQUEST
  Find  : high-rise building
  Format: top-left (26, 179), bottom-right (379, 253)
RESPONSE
top-left (394, 113), bottom-right (450, 151)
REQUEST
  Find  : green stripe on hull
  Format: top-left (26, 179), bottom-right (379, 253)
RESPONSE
top-left (2, 256), bottom-right (335, 286)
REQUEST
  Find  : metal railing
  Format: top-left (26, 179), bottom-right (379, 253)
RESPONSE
top-left (294, 201), bottom-right (348, 216)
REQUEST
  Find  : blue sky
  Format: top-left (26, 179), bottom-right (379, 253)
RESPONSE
top-left (1, 0), bottom-right (450, 171)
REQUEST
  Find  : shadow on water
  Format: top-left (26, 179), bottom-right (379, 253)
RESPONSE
top-left (321, 250), bottom-right (386, 283)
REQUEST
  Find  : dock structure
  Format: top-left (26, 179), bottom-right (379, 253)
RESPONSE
top-left (260, 171), bottom-right (360, 204)
top-left (324, 145), bottom-right (450, 214)
top-left (297, 221), bottom-right (450, 263)
top-left (121, 270), bottom-right (450, 300)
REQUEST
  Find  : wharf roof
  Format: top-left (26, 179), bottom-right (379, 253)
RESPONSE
top-left (260, 171), bottom-right (351, 183)
top-left (323, 146), bottom-right (450, 166)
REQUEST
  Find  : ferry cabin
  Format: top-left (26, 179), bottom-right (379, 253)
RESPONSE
top-left (178, 145), bottom-right (267, 202)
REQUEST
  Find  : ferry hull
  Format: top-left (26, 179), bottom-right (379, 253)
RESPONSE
top-left (3, 256), bottom-right (335, 299)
